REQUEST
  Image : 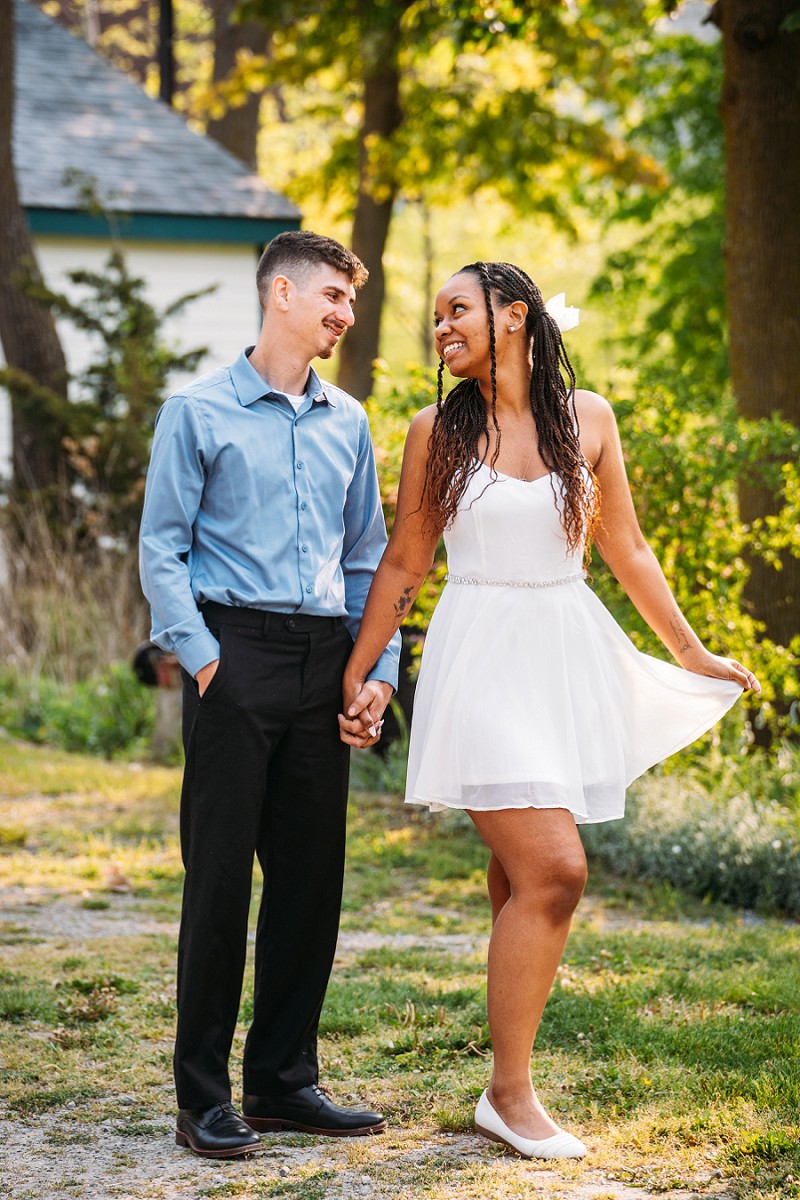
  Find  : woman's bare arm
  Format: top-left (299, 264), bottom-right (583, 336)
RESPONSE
top-left (339, 407), bottom-right (443, 743)
top-left (577, 389), bottom-right (759, 691)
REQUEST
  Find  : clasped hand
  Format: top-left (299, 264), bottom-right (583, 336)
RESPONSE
top-left (338, 677), bottom-right (394, 749)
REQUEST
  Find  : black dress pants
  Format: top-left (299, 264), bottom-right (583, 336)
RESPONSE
top-left (174, 603), bottom-right (352, 1110)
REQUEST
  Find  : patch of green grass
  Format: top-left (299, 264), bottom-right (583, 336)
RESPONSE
top-left (46, 1129), bottom-right (96, 1146)
top-left (264, 1173), bottom-right (338, 1199)
top-left (0, 970), bottom-right (60, 1022)
top-left (11, 1084), bottom-right (104, 1115)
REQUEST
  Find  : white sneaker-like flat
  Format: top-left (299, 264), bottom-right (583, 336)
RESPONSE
top-left (474, 1090), bottom-right (587, 1160)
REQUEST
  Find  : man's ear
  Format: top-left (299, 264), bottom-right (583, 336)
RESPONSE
top-left (271, 274), bottom-right (292, 312)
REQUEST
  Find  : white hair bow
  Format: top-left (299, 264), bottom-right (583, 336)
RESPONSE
top-left (544, 292), bottom-right (580, 333)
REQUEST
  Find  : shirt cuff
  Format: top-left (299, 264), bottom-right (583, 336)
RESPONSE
top-left (177, 629), bottom-right (222, 679)
top-left (366, 645), bottom-right (400, 692)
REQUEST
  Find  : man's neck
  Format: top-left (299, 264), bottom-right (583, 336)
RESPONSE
top-left (248, 338), bottom-right (311, 396)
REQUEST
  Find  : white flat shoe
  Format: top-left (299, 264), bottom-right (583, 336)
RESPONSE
top-left (474, 1090), bottom-right (586, 1160)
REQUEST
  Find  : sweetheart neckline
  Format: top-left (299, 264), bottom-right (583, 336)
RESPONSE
top-left (476, 460), bottom-right (555, 485)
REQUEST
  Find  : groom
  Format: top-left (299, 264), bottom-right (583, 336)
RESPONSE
top-left (140, 230), bottom-right (400, 1158)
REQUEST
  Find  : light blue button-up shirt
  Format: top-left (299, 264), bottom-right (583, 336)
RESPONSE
top-left (139, 347), bottom-right (400, 686)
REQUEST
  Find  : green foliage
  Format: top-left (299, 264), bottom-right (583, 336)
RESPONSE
top-left (0, 664), bottom-right (155, 759)
top-left (588, 34), bottom-right (728, 392)
top-left (237, 0), bottom-right (661, 224)
top-left (581, 744), bottom-right (800, 916)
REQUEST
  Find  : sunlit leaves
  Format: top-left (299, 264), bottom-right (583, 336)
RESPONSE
top-left (237, 0), bottom-right (667, 225)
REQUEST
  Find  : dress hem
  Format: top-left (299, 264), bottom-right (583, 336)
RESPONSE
top-left (404, 796), bottom-right (625, 824)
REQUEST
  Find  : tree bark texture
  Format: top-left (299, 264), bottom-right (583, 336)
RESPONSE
top-left (205, 0), bottom-right (267, 169)
top-left (721, 1), bottom-right (800, 652)
top-left (337, 60), bottom-right (403, 402)
top-left (0, 0), bottom-right (69, 492)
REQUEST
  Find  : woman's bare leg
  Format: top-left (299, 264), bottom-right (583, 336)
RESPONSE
top-left (470, 807), bottom-right (587, 1140)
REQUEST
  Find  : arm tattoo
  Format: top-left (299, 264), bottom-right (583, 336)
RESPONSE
top-left (669, 611), bottom-right (691, 654)
top-left (393, 586), bottom-right (414, 621)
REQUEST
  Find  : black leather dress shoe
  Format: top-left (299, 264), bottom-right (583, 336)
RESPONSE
top-left (175, 1101), bottom-right (263, 1158)
top-left (242, 1084), bottom-right (387, 1136)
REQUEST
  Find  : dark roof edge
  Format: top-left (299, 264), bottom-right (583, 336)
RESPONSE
top-left (27, 208), bottom-right (301, 245)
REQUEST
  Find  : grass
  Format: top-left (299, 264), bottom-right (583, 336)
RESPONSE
top-left (0, 739), bottom-right (798, 1200)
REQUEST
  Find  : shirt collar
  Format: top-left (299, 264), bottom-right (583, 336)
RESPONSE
top-left (232, 348), bottom-right (336, 409)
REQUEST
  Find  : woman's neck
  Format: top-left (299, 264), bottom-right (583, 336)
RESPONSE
top-left (476, 360), bottom-right (533, 418)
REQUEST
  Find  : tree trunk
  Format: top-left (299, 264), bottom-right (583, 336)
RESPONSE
top-left (205, 0), bottom-right (267, 169)
top-left (0, 0), bottom-right (69, 492)
top-left (719, 1), bottom-right (800, 662)
top-left (337, 61), bottom-right (402, 401)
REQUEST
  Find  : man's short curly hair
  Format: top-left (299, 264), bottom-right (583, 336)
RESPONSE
top-left (256, 231), bottom-right (368, 307)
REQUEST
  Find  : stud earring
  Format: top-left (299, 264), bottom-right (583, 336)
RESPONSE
top-left (508, 325), bottom-right (517, 333)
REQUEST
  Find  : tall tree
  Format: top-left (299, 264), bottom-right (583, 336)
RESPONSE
top-left (0, 0), bottom-right (69, 493)
top-left (243, 0), bottom-right (661, 398)
top-left (337, 4), bottom-right (404, 402)
top-left (714, 0), bottom-right (800, 661)
top-left (205, 0), bottom-right (268, 167)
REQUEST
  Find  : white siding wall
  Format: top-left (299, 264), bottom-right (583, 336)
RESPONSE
top-left (0, 237), bottom-right (262, 478)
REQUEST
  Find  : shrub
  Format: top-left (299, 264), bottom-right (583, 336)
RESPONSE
top-left (581, 745), bottom-right (800, 916)
top-left (0, 664), bottom-right (154, 760)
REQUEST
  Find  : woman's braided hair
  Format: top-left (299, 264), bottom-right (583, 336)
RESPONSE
top-left (423, 261), bottom-right (600, 559)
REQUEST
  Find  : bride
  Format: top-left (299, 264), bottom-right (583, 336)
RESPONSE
top-left (338, 259), bottom-right (759, 1160)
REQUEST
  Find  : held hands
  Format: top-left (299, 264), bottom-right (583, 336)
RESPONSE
top-left (338, 677), bottom-right (394, 749)
top-left (681, 648), bottom-right (761, 694)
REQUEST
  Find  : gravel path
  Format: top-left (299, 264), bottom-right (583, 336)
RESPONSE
top-left (0, 1109), bottom-right (732, 1200)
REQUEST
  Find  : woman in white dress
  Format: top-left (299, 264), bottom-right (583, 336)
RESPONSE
top-left (339, 260), bottom-right (760, 1160)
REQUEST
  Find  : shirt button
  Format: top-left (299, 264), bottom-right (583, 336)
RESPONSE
top-left (296, 460), bottom-right (304, 469)
top-left (301, 544), bottom-right (308, 553)
top-left (300, 502), bottom-right (308, 511)
top-left (305, 585), bottom-right (313, 594)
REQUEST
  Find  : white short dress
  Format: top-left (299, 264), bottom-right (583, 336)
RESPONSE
top-left (405, 463), bottom-right (741, 822)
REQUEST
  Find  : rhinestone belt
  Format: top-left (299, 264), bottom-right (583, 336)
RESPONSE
top-left (445, 571), bottom-right (586, 589)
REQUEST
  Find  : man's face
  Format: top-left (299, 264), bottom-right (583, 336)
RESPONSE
top-left (284, 264), bottom-right (357, 361)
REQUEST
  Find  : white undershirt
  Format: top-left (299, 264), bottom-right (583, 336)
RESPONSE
top-left (282, 392), bottom-right (307, 412)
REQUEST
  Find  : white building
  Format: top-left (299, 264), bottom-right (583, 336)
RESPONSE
top-left (3, 0), bottom-right (301, 479)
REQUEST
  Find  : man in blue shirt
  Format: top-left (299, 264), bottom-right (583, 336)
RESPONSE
top-left (140, 231), bottom-right (400, 1159)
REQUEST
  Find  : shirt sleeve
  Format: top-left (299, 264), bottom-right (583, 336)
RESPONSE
top-left (138, 395), bottom-right (221, 677)
top-left (341, 410), bottom-right (401, 690)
